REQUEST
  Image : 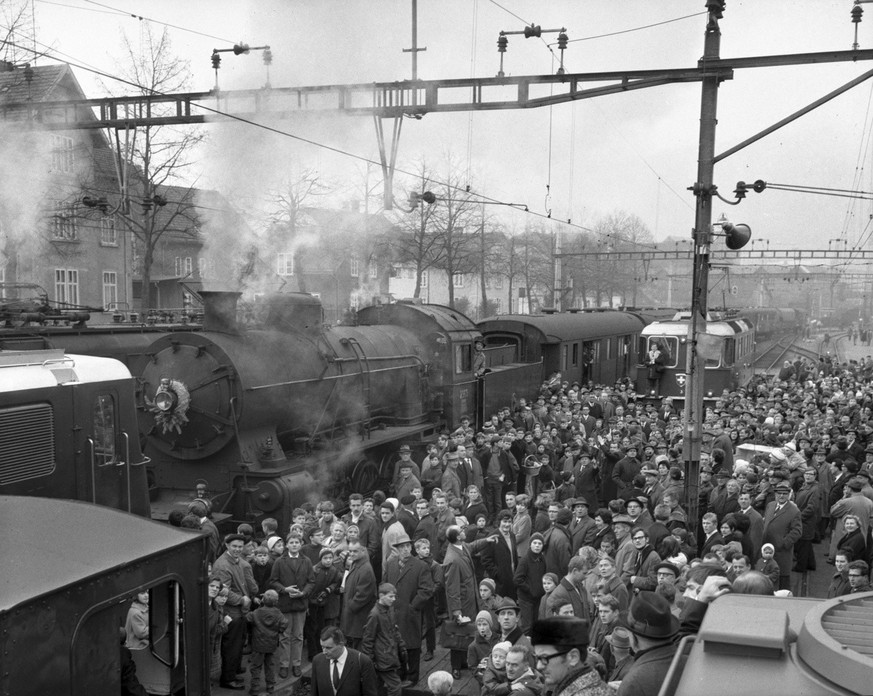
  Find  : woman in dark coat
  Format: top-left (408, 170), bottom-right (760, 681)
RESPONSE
top-left (512, 532), bottom-right (547, 633)
top-left (836, 514), bottom-right (867, 564)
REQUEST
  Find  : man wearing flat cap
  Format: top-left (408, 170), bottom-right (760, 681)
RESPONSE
top-left (762, 481), bottom-right (802, 591)
top-left (530, 616), bottom-right (613, 696)
top-left (616, 591), bottom-right (679, 696)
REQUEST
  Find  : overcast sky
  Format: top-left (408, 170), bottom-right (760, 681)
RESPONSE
top-left (21, 0), bottom-right (873, 260)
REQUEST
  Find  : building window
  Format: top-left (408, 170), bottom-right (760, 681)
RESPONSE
top-left (102, 271), bottom-right (117, 310)
top-left (51, 135), bottom-right (74, 173)
top-left (453, 273), bottom-right (465, 288)
top-left (369, 260), bottom-right (377, 279)
top-left (277, 253), bottom-right (294, 276)
top-left (174, 257), bottom-right (181, 276)
top-left (350, 256), bottom-right (360, 277)
top-left (100, 216), bottom-right (117, 246)
top-left (184, 257), bottom-right (193, 275)
top-left (198, 257), bottom-right (207, 279)
top-left (52, 201), bottom-right (77, 240)
top-left (55, 269), bottom-right (79, 306)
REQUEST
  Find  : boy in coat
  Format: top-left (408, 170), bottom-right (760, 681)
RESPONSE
top-left (246, 589), bottom-right (288, 695)
top-left (362, 583), bottom-right (407, 696)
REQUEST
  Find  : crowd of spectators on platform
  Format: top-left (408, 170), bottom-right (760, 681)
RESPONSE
top-left (128, 350), bottom-right (873, 695)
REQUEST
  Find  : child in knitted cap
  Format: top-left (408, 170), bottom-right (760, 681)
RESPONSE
top-left (468, 610), bottom-right (498, 685)
top-left (539, 572), bottom-right (560, 620)
top-left (482, 641), bottom-right (512, 696)
top-left (478, 578), bottom-right (503, 620)
top-left (755, 543), bottom-right (780, 587)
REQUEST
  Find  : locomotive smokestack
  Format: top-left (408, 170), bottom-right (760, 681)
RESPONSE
top-left (200, 291), bottom-right (242, 334)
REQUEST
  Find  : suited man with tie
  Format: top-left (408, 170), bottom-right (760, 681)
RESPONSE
top-left (762, 481), bottom-right (803, 591)
top-left (312, 625), bottom-right (378, 696)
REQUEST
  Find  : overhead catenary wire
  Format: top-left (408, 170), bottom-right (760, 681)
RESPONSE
top-left (3, 26), bottom-right (700, 253)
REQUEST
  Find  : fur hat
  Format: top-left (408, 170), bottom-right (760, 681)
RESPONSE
top-left (530, 616), bottom-right (590, 648)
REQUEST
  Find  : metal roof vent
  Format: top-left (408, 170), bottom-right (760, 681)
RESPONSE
top-left (797, 592), bottom-right (873, 694)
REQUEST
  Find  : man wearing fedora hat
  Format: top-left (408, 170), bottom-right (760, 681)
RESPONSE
top-left (762, 481), bottom-right (803, 591)
top-left (382, 533), bottom-right (434, 686)
top-left (530, 616), bottom-right (613, 696)
top-left (616, 591), bottom-right (679, 696)
top-left (606, 627), bottom-right (633, 682)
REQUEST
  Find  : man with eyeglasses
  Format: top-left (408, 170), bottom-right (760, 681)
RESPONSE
top-left (530, 616), bottom-right (613, 696)
top-left (847, 560), bottom-right (872, 593)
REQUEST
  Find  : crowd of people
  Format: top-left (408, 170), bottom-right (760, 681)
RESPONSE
top-left (123, 350), bottom-right (873, 696)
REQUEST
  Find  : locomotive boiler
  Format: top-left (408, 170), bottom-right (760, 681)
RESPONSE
top-left (138, 292), bottom-right (481, 529)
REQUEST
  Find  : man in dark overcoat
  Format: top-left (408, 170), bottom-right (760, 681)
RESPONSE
top-left (481, 510), bottom-right (518, 599)
top-left (340, 541), bottom-right (377, 649)
top-left (762, 481), bottom-right (803, 590)
top-left (381, 533), bottom-right (434, 685)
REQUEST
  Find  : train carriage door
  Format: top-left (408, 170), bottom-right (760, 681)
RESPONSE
top-left (71, 582), bottom-right (185, 696)
top-left (82, 390), bottom-right (129, 512)
top-left (582, 341), bottom-right (598, 385)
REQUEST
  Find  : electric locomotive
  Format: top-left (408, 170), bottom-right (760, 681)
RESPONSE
top-left (0, 348), bottom-right (150, 515)
top-left (635, 311), bottom-right (756, 402)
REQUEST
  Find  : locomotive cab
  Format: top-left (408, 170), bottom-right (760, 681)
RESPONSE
top-left (636, 314), bottom-right (755, 402)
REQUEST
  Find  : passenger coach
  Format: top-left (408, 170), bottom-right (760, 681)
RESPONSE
top-left (477, 309), bottom-right (647, 390)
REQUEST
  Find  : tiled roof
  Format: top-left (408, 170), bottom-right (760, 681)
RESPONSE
top-left (0, 63), bottom-right (72, 105)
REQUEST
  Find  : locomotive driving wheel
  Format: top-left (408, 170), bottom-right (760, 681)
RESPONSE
top-left (347, 457), bottom-right (381, 497)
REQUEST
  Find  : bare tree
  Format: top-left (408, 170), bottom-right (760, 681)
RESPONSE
top-left (391, 162), bottom-right (443, 298)
top-left (0, 0), bottom-right (36, 65)
top-left (595, 211), bottom-right (655, 307)
top-left (268, 168), bottom-right (335, 293)
top-left (98, 26), bottom-right (204, 313)
top-left (429, 166), bottom-right (480, 308)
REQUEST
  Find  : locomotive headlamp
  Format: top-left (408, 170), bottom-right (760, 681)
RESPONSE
top-left (155, 378), bottom-right (178, 412)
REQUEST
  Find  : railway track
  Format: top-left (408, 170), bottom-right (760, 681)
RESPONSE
top-left (753, 332), bottom-right (845, 375)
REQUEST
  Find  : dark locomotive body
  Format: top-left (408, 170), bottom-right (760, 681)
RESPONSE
top-left (0, 496), bottom-right (209, 696)
top-left (0, 349), bottom-right (150, 516)
top-left (138, 293), bottom-right (480, 529)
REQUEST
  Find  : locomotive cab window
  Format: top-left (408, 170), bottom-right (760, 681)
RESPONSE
top-left (647, 337), bottom-right (678, 367)
top-left (73, 580), bottom-right (185, 696)
top-left (93, 394), bottom-right (117, 466)
top-left (455, 344), bottom-right (472, 374)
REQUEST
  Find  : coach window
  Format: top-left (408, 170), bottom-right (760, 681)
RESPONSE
top-left (572, 343), bottom-right (579, 367)
top-left (93, 394), bottom-right (117, 466)
top-left (455, 344), bottom-right (472, 374)
top-left (561, 344), bottom-right (568, 371)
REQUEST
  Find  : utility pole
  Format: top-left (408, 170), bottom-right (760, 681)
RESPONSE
top-left (402, 0), bottom-right (427, 83)
top-left (684, 1), bottom-right (723, 535)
